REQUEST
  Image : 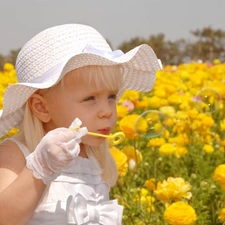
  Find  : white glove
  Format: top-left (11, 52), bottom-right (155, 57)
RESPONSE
top-left (26, 118), bottom-right (87, 185)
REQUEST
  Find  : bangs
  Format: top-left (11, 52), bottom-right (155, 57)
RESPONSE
top-left (70, 65), bottom-right (123, 91)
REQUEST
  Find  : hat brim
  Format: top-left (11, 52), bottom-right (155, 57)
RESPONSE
top-left (0, 44), bottom-right (161, 137)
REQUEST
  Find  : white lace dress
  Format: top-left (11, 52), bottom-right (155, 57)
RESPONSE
top-left (9, 138), bottom-right (123, 225)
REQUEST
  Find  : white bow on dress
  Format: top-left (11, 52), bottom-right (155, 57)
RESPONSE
top-left (66, 193), bottom-right (123, 225)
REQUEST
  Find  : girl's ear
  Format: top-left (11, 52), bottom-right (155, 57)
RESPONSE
top-left (28, 93), bottom-right (51, 123)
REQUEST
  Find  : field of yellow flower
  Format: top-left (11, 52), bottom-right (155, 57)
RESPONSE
top-left (1, 61), bottom-right (225, 224)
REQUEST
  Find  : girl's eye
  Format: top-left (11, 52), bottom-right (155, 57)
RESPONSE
top-left (84, 96), bottom-right (95, 101)
top-left (108, 94), bottom-right (117, 99)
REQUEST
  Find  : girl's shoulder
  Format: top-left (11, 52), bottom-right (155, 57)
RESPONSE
top-left (0, 139), bottom-right (27, 175)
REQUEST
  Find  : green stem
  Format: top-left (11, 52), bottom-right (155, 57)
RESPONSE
top-left (153, 147), bottom-right (157, 179)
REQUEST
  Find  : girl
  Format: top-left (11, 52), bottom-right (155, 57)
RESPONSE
top-left (0, 24), bottom-right (160, 225)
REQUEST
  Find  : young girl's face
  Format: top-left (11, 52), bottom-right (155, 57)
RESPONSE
top-left (42, 66), bottom-right (121, 146)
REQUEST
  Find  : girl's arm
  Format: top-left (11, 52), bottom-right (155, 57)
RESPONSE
top-left (0, 141), bottom-right (46, 225)
top-left (0, 126), bottom-right (87, 225)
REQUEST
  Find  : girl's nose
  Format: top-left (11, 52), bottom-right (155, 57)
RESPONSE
top-left (98, 104), bottom-right (113, 118)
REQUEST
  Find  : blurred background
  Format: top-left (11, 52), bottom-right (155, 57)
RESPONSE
top-left (0, 0), bottom-right (225, 68)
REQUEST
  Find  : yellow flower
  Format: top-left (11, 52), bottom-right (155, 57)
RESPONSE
top-left (135, 98), bottom-right (149, 109)
top-left (154, 89), bottom-right (167, 98)
top-left (218, 207), bottom-right (225, 222)
top-left (147, 138), bottom-right (165, 147)
top-left (213, 59), bottom-right (221, 64)
top-left (6, 128), bottom-right (19, 137)
top-left (159, 143), bottom-right (175, 156)
top-left (168, 94), bottom-right (182, 105)
top-left (154, 177), bottom-right (192, 202)
top-left (119, 114), bottom-right (140, 139)
top-left (159, 106), bottom-right (175, 117)
top-left (214, 164), bottom-right (225, 190)
top-left (121, 145), bottom-right (142, 165)
top-left (0, 63), bottom-right (18, 110)
top-left (169, 134), bottom-right (189, 146)
top-left (221, 140), bottom-right (225, 146)
top-left (164, 201), bottom-right (197, 225)
top-left (176, 111), bottom-right (189, 120)
top-left (131, 115), bottom-right (148, 137)
top-left (110, 147), bottom-right (128, 177)
top-left (145, 178), bottom-right (156, 191)
top-left (220, 119), bottom-right (225, 131)
top-left (3, 62), bottom-right (14, 71)
top-left (203, 144), bottom-right (214, 154)
top-left (134, 188), bottom-right (155, 212)
top-left (116, 105), bottom-right (129, 118)
top-left (172, 119), bottom-right (188, 133)
top-left (177, 145), bottom-right (188, 157)
top-left (200, 114), bottom-right (214, 127)
top-left (219, 146), bottom-right (225, 153)
top-left (174, 146), bottom-right (188, 158)
top-left (120, 90), bottom-right (140, 102)
top-left (148, 96), bottom-right (162, 109)
top-left (162, 129), bottom-right (170, 139)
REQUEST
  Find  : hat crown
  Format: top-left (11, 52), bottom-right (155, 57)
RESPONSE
top-left (16, 24), bottom-right (111, 83)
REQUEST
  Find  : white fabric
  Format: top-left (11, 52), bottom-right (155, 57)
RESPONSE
top-left (26, 118), bottom-right (88, 185)
top-left (66, 194), bottom-right (123, 224)
top-left (8, 140), bottom-right (123, 225)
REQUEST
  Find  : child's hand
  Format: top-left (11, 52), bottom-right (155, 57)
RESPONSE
top-left (26, 121), bottom-right (87, 185)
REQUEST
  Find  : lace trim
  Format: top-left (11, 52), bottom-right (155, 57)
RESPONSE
top-left (26, 154), bottom-right (53, 185)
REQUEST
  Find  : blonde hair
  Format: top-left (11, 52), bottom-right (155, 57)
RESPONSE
top-left (17, 65), bottom-right (123, 186)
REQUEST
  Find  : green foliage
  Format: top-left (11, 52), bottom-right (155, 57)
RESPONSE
top-left (118, 27), bottom-right (225, 65)
top-left (111, 137), bottom-right (225, 224)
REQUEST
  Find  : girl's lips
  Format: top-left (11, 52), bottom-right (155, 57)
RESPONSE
top-left (97, 127), bottom-right (110, 135)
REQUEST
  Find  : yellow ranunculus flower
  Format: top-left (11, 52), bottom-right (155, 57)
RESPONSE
top-left (119, 114), bottom-right (140, 139)
top-left (159, 106), bottom-right (175, 118)
top-left (121, 145), bottom-right (142, 164)
top-left (159, 143), bottom-right (175, 156)
top-left (213, 59), bottom-right (221, 64)
top-left (135, 100), bottom-right (149, 109)
top-left (221, 140), bottom-right (225, 146)
top-left (145, 178), bottom-right (156, 191)
top-left (220, 119), bottom-right (225, 131)
top-left (214, 164), bottom-right (225, 190)
top-left (154, 89), bottom-right (167, 98)
top-left (218, 207), bottom-right (225, 222)
top-left (0, 63), bottom-right (18, 110)
top-left (7, 128), bottom-right (19, 137)
top-left (110, 147), bottom-right (128, 177)
top-left (134, 188), bottom-right (155, 212)
top-left (120, 90), bottom-right (140, 102)
top-left (168, 94), bottom-right (182, 105)
top-left (154, 177), bottom-right (192, 202)
top-left (148, 96), bottom-right (162, 109)
top-left (169, 134), bottom-right (189, 146)
top-left (176, 111), bottom-right (189, 120)
top-left (164, 201), bottom-right (197, 225)
top-left (203, 144), bottom-right (214, 154)
top-left (147, 138), bottom-right (165, 147)
top-left (200, 114), bottom-right (214, 127)
top-left (116, 105), bottom-right (129, 118)
top-left (3, 62), bottom-right (14, 71)
top-left (174, 146), bottom-right (188, 158)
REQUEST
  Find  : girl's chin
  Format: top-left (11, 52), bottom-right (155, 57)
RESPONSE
top-left (81, 137), bottom-right (106, 147)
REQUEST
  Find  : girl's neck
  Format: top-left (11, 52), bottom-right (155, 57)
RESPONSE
top-left (79, 144), bottom-right (88, 158)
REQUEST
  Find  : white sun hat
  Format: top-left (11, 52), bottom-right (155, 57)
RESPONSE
top-left (0, 23), bottom-right (161, 137)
